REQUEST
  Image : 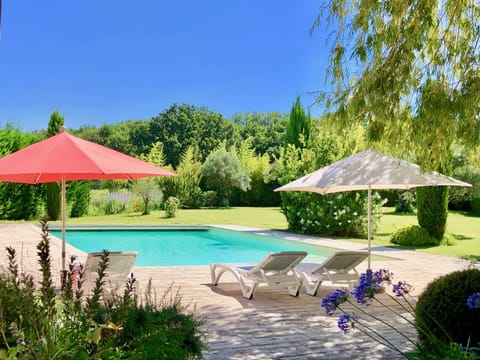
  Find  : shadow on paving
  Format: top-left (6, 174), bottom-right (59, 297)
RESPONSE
top-left (199, 288), bottom-right (415, 359)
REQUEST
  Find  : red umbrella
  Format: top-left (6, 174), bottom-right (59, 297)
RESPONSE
top-left (0, 128), bottom-right (177, 271)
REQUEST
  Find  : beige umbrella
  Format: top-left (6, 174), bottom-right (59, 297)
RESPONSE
top-left (275, 149), bottom-right (472, 268)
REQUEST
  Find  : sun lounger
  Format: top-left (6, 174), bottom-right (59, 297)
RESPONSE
top-left (82, 251), bottom-right (137, 298)
top-left (210, 251), bottom-right (308, 299)
top-left (295, 251), bottom-right (368, 296)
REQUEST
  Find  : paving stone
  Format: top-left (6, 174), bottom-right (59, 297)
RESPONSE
top-left (0, 223), bottom-right (470, 359)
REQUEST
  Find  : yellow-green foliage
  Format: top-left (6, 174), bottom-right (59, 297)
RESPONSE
top-left (390, 224), bottom-right (438, 246)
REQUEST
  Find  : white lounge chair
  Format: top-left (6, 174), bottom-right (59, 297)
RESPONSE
top-left (210, 251), bottom-right (308, 299)
top-left (82, 251), bottom-right (138, 298)
top-left (295, 251), bottom-right (368, 296)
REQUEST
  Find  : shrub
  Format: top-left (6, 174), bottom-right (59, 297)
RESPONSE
top-left (281, 190), bottom-right (385, 237)
top-left (203, 191), bottom-right (217, 208)
top-left (415, 269), bottom-right (480, 349)
top-left (322, 268), bottom-right (480, 359)
top-left (472, 197), bottom-right (480, 213)
top-left (390, 225), bottom-right (438, 246)
top-left (416, 186), bottom-right (449, 240)
top-left (394, 191), bottom-right (415, 214)
top-left (68, 181), bottom-right (91, 218)
top-left (164, 196), bottom-right (180, 218)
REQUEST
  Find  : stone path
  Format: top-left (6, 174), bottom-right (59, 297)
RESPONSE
top-left (0, 223), bottom-right (470, 359)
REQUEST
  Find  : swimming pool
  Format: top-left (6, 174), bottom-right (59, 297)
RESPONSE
top-left (49, 226), bottom-right (337, 266)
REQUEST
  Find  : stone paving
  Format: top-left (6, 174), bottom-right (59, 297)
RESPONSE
top-left (0, 223), bottom-right (471, 359)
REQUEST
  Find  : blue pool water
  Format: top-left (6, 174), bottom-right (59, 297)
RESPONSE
top-left (50, 226), bottom-right (335, 266)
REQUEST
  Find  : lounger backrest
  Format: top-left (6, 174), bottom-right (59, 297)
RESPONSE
top-left (251, 251), bottom-right (308, 274)
top-left (313, 251), bottom-right (368, 274)
top-left (84, 251), bottom-right (137, 278)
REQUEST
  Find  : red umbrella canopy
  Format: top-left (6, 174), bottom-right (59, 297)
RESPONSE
top-left (0, 130), bottom-right (176, 183)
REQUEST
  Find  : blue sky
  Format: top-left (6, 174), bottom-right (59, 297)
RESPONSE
top-left (0, 1), bottom-right (330, 131)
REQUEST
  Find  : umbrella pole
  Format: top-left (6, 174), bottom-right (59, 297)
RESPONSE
top-left (367, 185), bottom-right (372, 269)
top-left (61, 175), bottom-right (66, 276)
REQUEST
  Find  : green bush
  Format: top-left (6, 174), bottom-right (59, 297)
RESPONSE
top-left (415, 269), bottom-right (480, 349)
top-left (394, 191), bottom-right (415, 214)
top-left (0, 216), bottom-right (207, 359)
top-left (416, 186), bottom-right (449, 240)
top-left (203, 191), bottom-right (217, 208)
top-left (472, 197), bottom-right (480, 213)
top-left (390, 225), bottom-right (438, 246)
top-left (69, 181), bottom-right (91, 218)
top-left (164, 196), bottom-right (180, 218)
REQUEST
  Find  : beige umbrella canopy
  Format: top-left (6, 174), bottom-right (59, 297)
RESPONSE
top-left (275, 149), bottom-right (471, 268)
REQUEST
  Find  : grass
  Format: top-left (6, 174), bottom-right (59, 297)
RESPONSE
top-left (51, 207), bottom-right (289, 230)
top-left (44, 206), bottom-right (480, 259)
top-left (343, 207), bottom-right (480, 258)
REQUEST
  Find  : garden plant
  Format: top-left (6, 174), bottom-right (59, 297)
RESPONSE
top-left (0, 216), bottom-right (206, 359)
top-left (322, 268), bottom-right (480, 359)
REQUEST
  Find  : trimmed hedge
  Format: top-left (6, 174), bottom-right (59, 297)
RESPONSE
top-left (415, 269), bottom-right (480, 348)
top-left (390, 225), bottom-right (438, 246)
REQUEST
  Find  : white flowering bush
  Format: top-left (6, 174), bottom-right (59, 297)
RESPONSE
top-left (282, 190), bottom-right (386, 237)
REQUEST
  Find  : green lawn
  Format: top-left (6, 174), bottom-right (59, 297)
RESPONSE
top-left (41, 206), bottom-right (480, 259)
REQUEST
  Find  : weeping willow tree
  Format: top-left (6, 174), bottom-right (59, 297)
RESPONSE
top-left (312, 1), bottom-right (480, 239)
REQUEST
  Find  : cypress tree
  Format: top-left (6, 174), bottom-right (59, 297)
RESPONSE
top-left (46, 110), bottom-right (64, 221)
top-left (285, 96), bottom-right (311, 149)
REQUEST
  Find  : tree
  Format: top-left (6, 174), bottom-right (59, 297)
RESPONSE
top-left (175, 146), bottom-right (204, 208)
top-left (0, 125), bottom-right (41, 220)
top-left (312, 1), bottom-right (479, 171)
top-left (149, 103), bottom-right (238, 167)
top-left (131, 178), bottom-right (163, 215)
top-left (46, 110), bottom-right (64, 221)
top-left (285, 97), bottom-right (312, 149)
top-left (312, 1), bottom-right (480, 239)
top-left (231, 112), bottom-right (289, 160)
top-left (201, 148), bottom-right (250, 207)
top-left (231, 138), bottom-right (275, 206)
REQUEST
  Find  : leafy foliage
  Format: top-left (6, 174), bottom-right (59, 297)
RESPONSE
top-left (0, 217), bottom-right (206, 359)
top-left (322, 268), bottom-right (480, 359)
top-left (174, 146), bottom-right (204, 209)
top-left (201, 148), bottom-right (250, 207)
top-left (0, 125), bottom-right (42, 220)
top-left (164, 196), bottom-right (180, 218)
top-left (231, 138), bottom-right (277, 206)
top-left (231, 112), bottom-right (288, 160)
top-left (275, 121), bottom-right (379, 237)
top-left (149, 103), bottom-right (237, 167)
top-left (312, 1), bottom-right (480, 172)
top-left (415, 269), bottom-right (480, 349)
top-left (46, 110), bottom-right (65, 221)
top-left (68, 181), bottom-right (91, 218)
top-left (390, 225), bottom-right (438, 246)
top-left (131, 178), bottom-right (163, 215)
top-left (394, 191), bottom-right (416, 214)
top-left (285, 96), bottom-right (312, 149)
top-left (417, 186), bottom-right (449, 241)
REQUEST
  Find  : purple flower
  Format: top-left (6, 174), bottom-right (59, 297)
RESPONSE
top-left (467, 292), bottom-right (480, 310)
top-left (392, 281), bottom-right (414, 297)
top-left (374, 269), bottom-right (393, 284)
top-left (338, 313), bottom-right (358, 334)
top-left (322, 288), bottom-right (349, 315)
top-left (352, 269), bottom-right (392, 305)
